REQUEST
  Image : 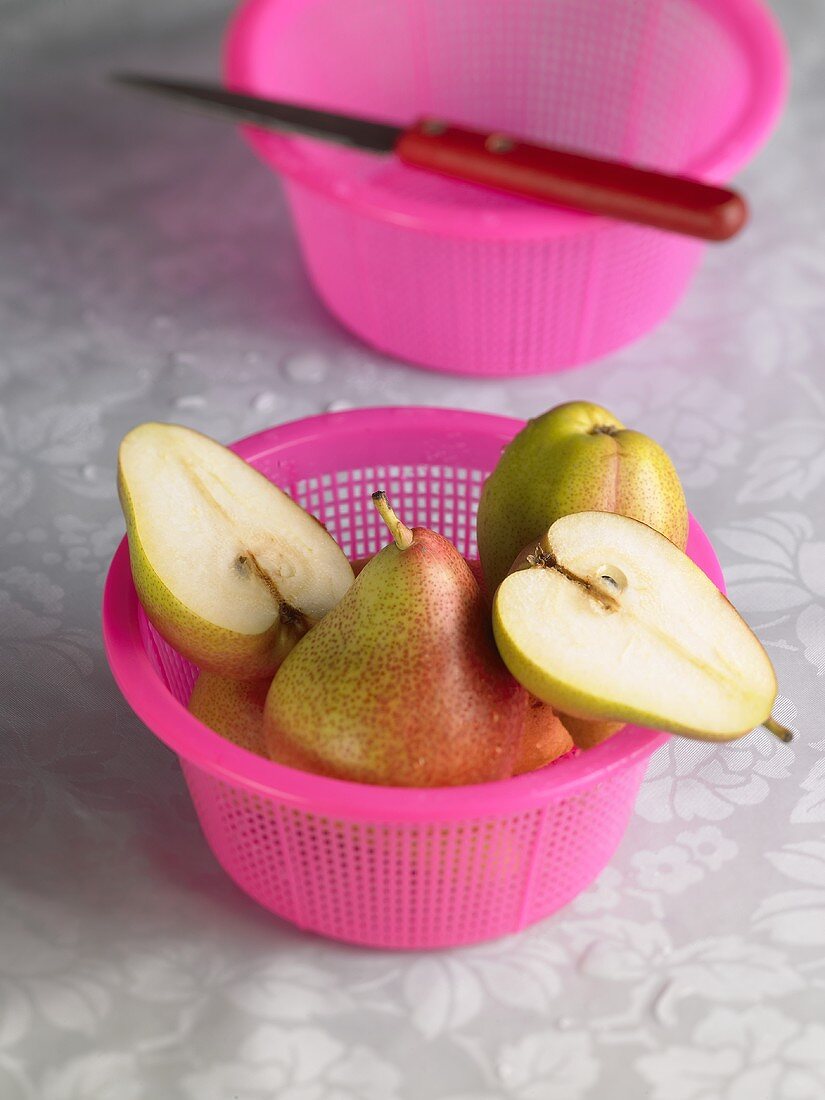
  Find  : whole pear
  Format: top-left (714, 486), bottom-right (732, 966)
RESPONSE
top-left (188, 673), bottom-right (270, 757)
top-left (264, 493), bottom-right (526, 787)
top-left (477, 400), bottom-right (689, 593)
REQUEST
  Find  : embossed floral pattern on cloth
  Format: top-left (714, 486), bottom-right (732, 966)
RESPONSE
top-left (1, 0), bottom-right (824, 1096)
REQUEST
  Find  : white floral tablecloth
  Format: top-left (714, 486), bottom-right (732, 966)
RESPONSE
top-left (2, 1), bottom-right (824, 1097)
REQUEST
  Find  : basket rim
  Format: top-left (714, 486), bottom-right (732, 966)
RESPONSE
top-left (102, 405), bottom-right (728, 821)
top-left (222, 0), bottom-right (787, 239)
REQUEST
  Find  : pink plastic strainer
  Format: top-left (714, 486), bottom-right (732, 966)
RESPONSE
top-left (224, 0), bottom-right (786, 376)
top-left (102, 408), bottom-right (725, 949)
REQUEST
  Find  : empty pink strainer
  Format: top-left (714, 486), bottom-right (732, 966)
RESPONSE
top-left (224, 0), bottom-right (786, 376)
top-left (102, 408), bottom-right (725, 949)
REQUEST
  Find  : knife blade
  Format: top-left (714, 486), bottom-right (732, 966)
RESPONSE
top-left (113, 74), bottom-right (402, 152)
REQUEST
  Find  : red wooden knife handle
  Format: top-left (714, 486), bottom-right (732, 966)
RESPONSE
top-left (395, 119), bottom-right (747, 241)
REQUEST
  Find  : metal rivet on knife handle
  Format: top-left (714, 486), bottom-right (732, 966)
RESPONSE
top-left (485, 134), bottom-right (515, 154)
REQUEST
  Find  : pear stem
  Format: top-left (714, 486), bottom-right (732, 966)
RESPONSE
top-left (372, 491), bottom-right (414, 550)
top-left (764, 716), bottom-right (794, 743)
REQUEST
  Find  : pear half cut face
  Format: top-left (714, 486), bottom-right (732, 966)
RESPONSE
top-left (493, 511), bottom-right (777, 741)
top-left (118, 423), bottom-right (354, 677)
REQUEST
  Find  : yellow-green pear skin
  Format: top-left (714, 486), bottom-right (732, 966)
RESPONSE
top-left (478, 400), bottom-right (689, 593)
top-left (117, 423), bottom-right (354, 680)
top-left (188, 673), bottom-right (271, 757)
top-left (493, 512), bottom-right (779, 743)
top-left (264, 498), bottom-right (526, 787)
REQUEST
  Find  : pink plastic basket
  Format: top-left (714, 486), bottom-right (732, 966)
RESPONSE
top-left (103, 408), bottom-right (725, 948)
top-left (224, 0), bottom-right (786, 376)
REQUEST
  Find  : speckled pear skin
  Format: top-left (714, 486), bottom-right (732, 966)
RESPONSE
top-left (265, 528), bottom-right (526, 787)
top-left (477, 400), bottom-right (689, 593)
top-left (188, 673), bottom-right (271, 757)
top-left (354, 554), bottom-right (485, 588)
top-left (513, 699), bottom-right (575, 775)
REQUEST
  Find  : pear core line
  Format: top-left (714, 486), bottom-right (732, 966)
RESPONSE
top-left (525, 547), bottom-right (619, 612)
top-left (241, 550), bottom-right (306, 629)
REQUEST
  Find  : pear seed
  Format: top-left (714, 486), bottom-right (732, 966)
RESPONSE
top-left (595, 564), bottom-right (628, 595)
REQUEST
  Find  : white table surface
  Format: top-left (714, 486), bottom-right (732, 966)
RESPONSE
top-left (2, 1), bottom-right (824, 1097)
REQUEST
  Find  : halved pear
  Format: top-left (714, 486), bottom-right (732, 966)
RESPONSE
top-left (493, 511), bottom-right (787, 743)
top-left (118, 423), bottom-right (353, 679)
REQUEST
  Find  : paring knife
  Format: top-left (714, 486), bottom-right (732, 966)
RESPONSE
top-left (113, 74), bottom-right (747, 241)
